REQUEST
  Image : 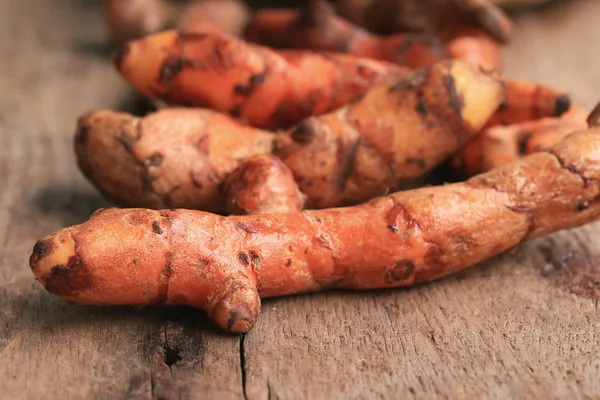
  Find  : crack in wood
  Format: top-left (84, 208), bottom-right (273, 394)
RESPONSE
top-left (163, 325), bottom-right (182, 370)
top-left (150, 373), bottom-right (157, 399)
top-left (267, 378), bottom-right (273, 400)
top-left (240, 334), bottom-right (248, 400)
top-left (126, 371), bottom-right (179, 400)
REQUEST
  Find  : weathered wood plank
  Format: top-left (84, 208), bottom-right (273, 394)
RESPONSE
top-left (0, 1), bottom-right (242, 399)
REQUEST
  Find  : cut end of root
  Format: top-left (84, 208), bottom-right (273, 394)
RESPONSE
top-left (29, 229), bottom-right (76, 294)
top-left (447, 60), bottom-right (504, 131)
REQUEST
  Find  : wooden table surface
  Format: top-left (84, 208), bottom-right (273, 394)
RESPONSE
top-left (2, 1), bottom-right (599, 399)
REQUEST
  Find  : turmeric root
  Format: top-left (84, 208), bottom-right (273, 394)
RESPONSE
top-left (444, 31), bottom-right (501, 71)
top-left (243, 0), bottom-right (501, 71)
top-left (244, 0), bottom-right (449, 69)
top-left (332, 0), bottom-right (512, 43)
top-left (242, 9), bottom-right (295, 48)
top-left (243, 1), bottom-right (498, 72)
top-left (436, 6), bottom-right (502, 71)
top-left (486, 78), bottom-right (570, 126)
top-left (223, 155), bottom-right (306, 215)
top-left (450, 105), bottom-right (589, 177)
top-left (32, 128), bottom-right (600, 333)
top-left (115, 30), bottom-right (409, 129)
top-left (273, 60), bottom-right (503, 209)
top-left (75, 108), bottom-right (274, 213)
top-left (104, 0), bottom-right (174, 44)
top-left (78, 60), bottom-right (503, 212)
top-left (178, 0), bottom-right (251, 37)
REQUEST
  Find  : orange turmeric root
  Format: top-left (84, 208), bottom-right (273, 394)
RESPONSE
top-left (223, 155), bottom-right (306, 215)
top-left (242, 9), bottom-right (295, 48)
top-left (243, 1), bottom-right (499, 72)
top-left (450, 105), bottom-right (589, 177)
top-left (436, 5), bottom-right (503, 71)
top-left (78, 60), bottom-right (503, 212)
top-left (243, 0), bottom-right (500, 71)
top-left (444, 30), bottom-right (501, 71)
top-left (332, 0), bottom-right (512, 44)
top-left (329, 0), bottom-right (510, 71)
top-left (75, 108), bottom-right (274, 213)
top-left (273, 60), bottom-right (504, 209)
top-left (244, 0), bottom-right (450, 69)
top-left (486, 78), bottom-right (570, 126)
top-left (31, 128), bottom-right (600, 333)
top-left (115, 30), bottom-right (410, 129)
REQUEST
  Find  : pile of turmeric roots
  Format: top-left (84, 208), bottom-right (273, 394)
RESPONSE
top-left (30, 0), bottom-right (600, 333)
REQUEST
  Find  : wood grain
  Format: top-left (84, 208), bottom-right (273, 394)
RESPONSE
top-left (1, 0), bottom-right (599, 399)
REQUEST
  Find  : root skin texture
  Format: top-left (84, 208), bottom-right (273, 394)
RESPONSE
top-left (114, 30), bottom-right (409, 130)
top-left (32, 129), bottom-right (600, 333)
top-left (78, 60), bottom-right (503, 211)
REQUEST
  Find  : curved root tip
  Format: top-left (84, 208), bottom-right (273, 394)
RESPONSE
top-left (586, 102), bottom-right (600, 128)
top-left (210, 285), bottom-right (261, 334)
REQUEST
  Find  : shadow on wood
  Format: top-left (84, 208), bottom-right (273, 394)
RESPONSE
top-left (27, 185), bottom-right (113, 227)
top-left (114, 88), bottom-right (159, 116)
top-left (7, 285), bottom-right (225, 356)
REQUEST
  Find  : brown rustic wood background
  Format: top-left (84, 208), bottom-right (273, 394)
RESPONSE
top-left (1, 0), bottom-right (599, 399)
